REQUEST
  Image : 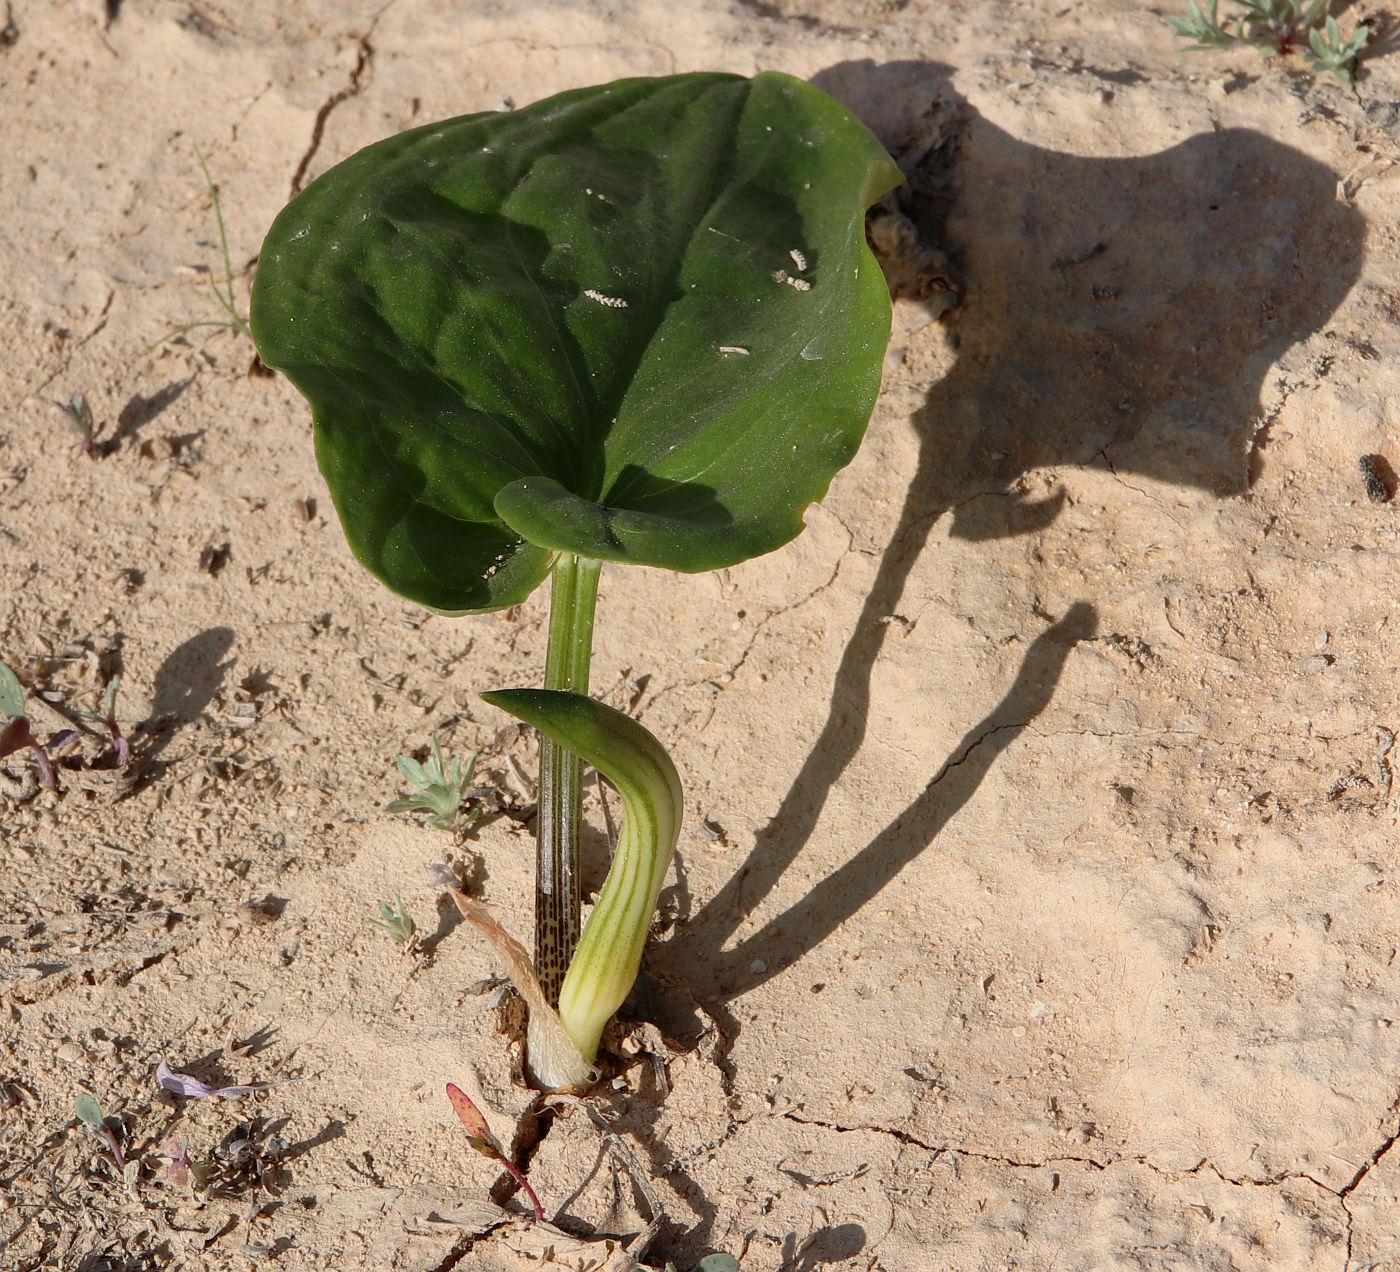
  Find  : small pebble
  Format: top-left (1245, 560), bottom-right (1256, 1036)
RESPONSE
top-left (56, 1041), bottom-right (84, 1064)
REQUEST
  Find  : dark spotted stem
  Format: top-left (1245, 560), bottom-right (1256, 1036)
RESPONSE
top-left (536, 553), bottom-right (602, 1004)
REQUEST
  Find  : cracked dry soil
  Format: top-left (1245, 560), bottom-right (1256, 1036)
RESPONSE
top-left (6, 1), bottom-right (1400, 1269)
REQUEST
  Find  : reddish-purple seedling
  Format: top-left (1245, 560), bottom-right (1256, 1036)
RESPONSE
top-left (0, 715), bottom-right (57, 792)
top-left (446, 1082), bottom-right (545, 1222)
top-left (108, 717), bottom-right (131, 769)
top-left (156, 1058), bottom-right (309, 1101)
top-left (164, 1139), bottom-right (190, 1187)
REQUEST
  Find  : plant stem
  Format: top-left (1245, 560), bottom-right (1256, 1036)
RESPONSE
top-left (535, 553), bottom-right (601, 1003)
top-left (504, 1158), bottom-right (547, 1222)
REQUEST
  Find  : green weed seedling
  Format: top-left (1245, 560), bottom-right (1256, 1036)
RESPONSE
top-left (385, 735), bottom-right (481, 836)
top-left (74, 1092), bottom-right (127, 1170)
top-left (368, 894), bottom-right (418, 949)
top-left (53, 391), bottom-right (99, 458)
top-left (1167, 0), bottom-right (1369, 82)
top-left (148, 147), bottom-right (253, 355)
top-left (252, 73), bottom-right (901, 1090)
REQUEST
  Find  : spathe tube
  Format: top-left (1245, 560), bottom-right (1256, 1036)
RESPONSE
top-left (470, 689), bottom-right (683, 1089)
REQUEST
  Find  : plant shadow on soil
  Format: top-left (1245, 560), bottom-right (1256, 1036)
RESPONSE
top-left (133, 626), bottom-right (235, 772)
top-left (654, 58), bottom-right (1366, 1011)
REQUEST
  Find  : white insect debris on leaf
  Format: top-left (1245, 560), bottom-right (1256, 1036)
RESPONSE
top-left (772, 269), bottom-right (811, 292)
top-left (718, 345), bottom-right (750, 355)
top-left (789, 248), bottom-right (807, 271)
top-left (584, 290), bottom-right (628, 308)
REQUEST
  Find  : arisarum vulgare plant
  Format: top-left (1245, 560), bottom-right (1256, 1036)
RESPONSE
top-left (250, 71), bottom-right (900, 1089)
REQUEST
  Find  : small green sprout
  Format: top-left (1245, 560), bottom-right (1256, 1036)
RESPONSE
top-left (368, 894), bottom-right (417, 946)
top-left (1167, 0), bottom-right (1368, 83)
top-left (385, 735), bottom-right (480, 835)
top-left (53, 391), bottom-right (98, 457)
top-left (148, 146), bottom-right (253, 353)
top-left (1306, 13), bottom-right (1368, 83)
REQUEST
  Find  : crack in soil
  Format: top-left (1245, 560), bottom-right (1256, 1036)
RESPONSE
top-left (424, 1231), bottom-right (482, 1272)
top-left (5, 941), bottom-right (181, 1006)
top-left (790, 1111), bottom-right (1349, 1271)
top-left (780, 1107), bottom-right (1111, 1172)
top-left (1339, 1126), bottom-right (1400, 1200)
top-left (780, 1107), bottom-right (1356, 1205)
top-left (289, 33), bottom-right (376, 197)
top-left (924, 721), bottom-right (1026, 790)
top-left (722, 535), bottom-right (856, 688)
top-left (637, 533), bottom-right (858, 728)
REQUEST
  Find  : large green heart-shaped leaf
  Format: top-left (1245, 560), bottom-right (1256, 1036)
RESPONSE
top-left (251, 72), bottom-right (901, 613)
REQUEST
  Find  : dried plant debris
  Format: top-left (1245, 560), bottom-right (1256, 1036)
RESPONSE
top-left (1359, 453), bottom-right (1394, 503)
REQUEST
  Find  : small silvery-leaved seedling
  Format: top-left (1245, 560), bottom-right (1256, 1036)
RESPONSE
top-left (54, 391), bottom-right (98, 457)
top-left (1305, 13), bottom-right (1368, 82)
top-left (74, 1092), bottom-right (127, 1168)
top-left (385, 735), bottom-right (480, 836)
top-left (368, 895), bottom-right (418, 947)
top-left (1167, 0), bottom-right (1368, 83)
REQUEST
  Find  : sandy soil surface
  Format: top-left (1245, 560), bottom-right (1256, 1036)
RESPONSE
top-left (5, 1), bottom-right (1400, 1268)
